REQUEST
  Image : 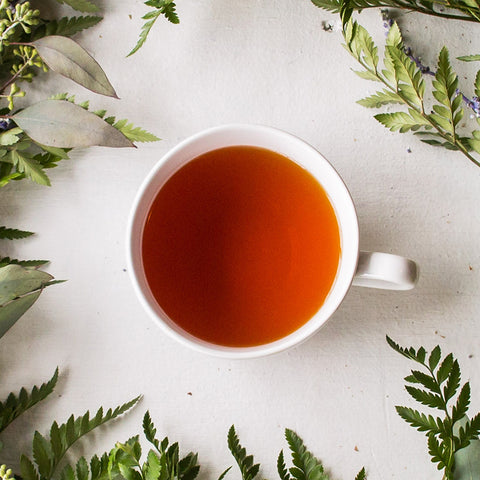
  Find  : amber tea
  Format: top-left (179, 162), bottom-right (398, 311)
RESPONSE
top-left (141, 145), bottom-right (341, 347)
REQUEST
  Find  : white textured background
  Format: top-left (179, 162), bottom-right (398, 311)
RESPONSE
top-left (1, 1), bottom-right (480, 479)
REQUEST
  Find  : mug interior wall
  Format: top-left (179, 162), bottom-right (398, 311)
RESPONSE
top-left (127, 125), bottom-right (359, 357)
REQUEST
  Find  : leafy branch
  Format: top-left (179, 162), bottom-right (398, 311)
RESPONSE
top-left (343, 18), bottom-right (480, 167)
top-left (387, 336), bottom-right (480, 479)
top-left (312, 0), bottom-right (480, 23)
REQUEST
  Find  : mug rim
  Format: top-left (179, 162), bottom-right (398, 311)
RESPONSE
top-left (126, 124), bottom-right (359, 358)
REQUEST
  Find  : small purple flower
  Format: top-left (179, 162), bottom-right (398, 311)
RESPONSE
top-left (404, 47), bottom-right (435, 76)
top-left (460, 93), bottom-right (480, 117)
top-left (0, 119), bottom-right (11, 132)
top-left (381, 9), bottom-right (394, 36)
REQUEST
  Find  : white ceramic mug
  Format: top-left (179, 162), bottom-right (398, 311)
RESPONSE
top-left (127, 124), bottom-right (418, 358)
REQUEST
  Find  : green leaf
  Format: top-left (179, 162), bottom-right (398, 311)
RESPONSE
top-left (112, 119), bottom-right (160, 142)
top-left (0, 128), bottom-right (23, 146)
top-left (143, 411), bottom-right (160, 450)
top-left (0, 172), bottom-right (23, 188)
top-left (457, 54), bottom-right (480, 62)
top-left (12, 100), bottom-right (134, 149)
top-left (474, 71), bottom-right (480, 99)
top-left (35, 16), bottom-right (102, 38)
top-left (25, 396), bottom-right (140, 480)
top-left (453, 383), bottom-right (471, 423)
top-left (285, 429), bottom-right (329, 480)
top-left (0, 368), bottom-right (58, 434)
top-left (128, 9), bottom-right (162, 56)
top-left (218, 467), bottom-right (232, 480)
top-left (33, 431), bottom-right (54, 478)
top-left (352, 70), bottom-right (381, 82)
top-left (431, 47), bottom-right (461, 137)
top-left (409, 370), bottom-right (441, 394)
top-left (374, 111), bottom-right (428, 133)
top-left (428, 434), bottom-right (448, 470)
top-left (429, 346), bottom-right (442, 371)
top-left (277, 451), bottom-right (291, 480)
top-left (443, 360), bottom-right (461, 403)
top-left (54, 0), bottom-right (100, 13)
top-left (75, 457), bottom-right (89, 480)
top-left (0, 226), bottom-right (34, 240)
top-left (339, 0), bottom-right (354, 30)
top-left (21, 455), bottom-right (40, 480)
top-left (395, 406), bottom-right (444, 436)
top-left (386, 22), bottom-right (402, 49)
top-left (437, 353), bottom-right (454, 385)
top-left (10, 150), bottom-right (51, 186)
top-left (0, 257), bottom-right (49, 268)
top-left (357, 90), bottom-right (403, 108)
top-left (405, 386), bottom-right (444, 410)
top-left (227, 426), bottom-right (260, 480)
top-left (32, 36), bottom-right (118, 98)
top-left (354, 467), bottom-right (366, 480)
top-left (145, 451), bottom-right (161, 480)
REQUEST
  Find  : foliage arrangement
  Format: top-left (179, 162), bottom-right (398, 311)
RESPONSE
top-left (0, 0), bottom-right (159, 338)
top-left (340, 13), bottom-right (480, 168)
top-left (0, 338), bottom-right (478, 480)
top-left (312, 0), bottom-right (480, 23)
top-left (387, 337), bottom-right (480, 479)
top-left (129, 0), bottom-right (480, 168)
top-left (312, 0), bottom-right (480, 167)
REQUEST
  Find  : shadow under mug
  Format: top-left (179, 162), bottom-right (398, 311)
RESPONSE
top-left (126, 124), bottom-right (419, 358)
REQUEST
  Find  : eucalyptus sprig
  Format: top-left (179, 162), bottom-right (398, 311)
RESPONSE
top-left (0, 0), bottom-right (159, 189)
top-left (387, 336), bottom-right (480, 479)
top-left (343, 17), bottom-right (480, 167)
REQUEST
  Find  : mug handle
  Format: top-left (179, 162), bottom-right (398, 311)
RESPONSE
top-left (352, 251), bottom-right (419, 290)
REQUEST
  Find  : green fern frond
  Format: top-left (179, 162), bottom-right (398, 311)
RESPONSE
top-left (0, 227), bottom-right (34, 240)
top-left (285, 429), bottom-right (330, 480)
top-left (227, 426), bottom-right (260, 480)
top-left (0, 368), bottom-right (58, 434)
top-left (21, 396), bottom-right (140, 480)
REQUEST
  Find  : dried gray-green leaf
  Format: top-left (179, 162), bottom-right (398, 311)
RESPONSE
top-left (12, 100), bottom-right (134, 148)
top-left (454, 416), bottom-right (480, 480)
top-left (32, 36), bottom-right (117, 98)
top-left (54, 0), bottom-right (100, 14)
top-left (0, 264), bottom-right (53, 305)
top-left (0, 290), bottom-right (42, 339)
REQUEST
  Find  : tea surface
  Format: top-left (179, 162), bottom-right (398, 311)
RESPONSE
top-left (142, 146), bottom-right (340, 347)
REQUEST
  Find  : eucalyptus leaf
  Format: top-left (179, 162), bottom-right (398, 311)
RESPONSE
top-left (0, 265), bottom-right (53, 305)
top-left (454, 438), bottom-right (480, 479)
top-left (0, 290), bottom-right (42, 339)
top-left (32, 36), bottom-right (118, 98)
top-left (12, 100), bottom-right (134, 148)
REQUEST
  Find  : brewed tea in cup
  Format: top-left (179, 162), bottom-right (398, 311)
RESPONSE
top-left (127, 125), bottom-right (418, 358)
